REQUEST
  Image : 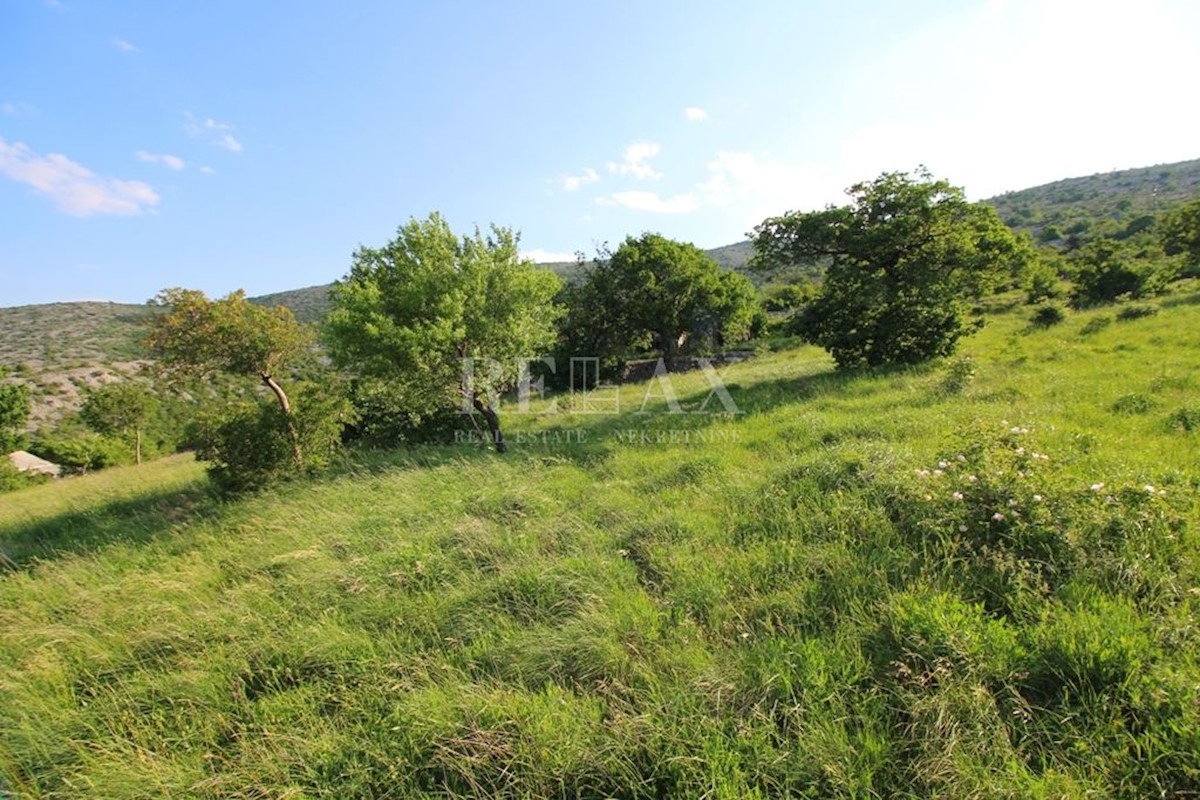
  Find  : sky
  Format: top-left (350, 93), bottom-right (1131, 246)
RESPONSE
top-left (2, 0), bottom-right (1199, 307)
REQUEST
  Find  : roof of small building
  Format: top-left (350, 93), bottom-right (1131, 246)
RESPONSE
top-left (8, 450), bottom-right (63, 477)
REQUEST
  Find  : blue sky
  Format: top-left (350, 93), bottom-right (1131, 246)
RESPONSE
top-left (2, 0), bottom-right (1198, 307)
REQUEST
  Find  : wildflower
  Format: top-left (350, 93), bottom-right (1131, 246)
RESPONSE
top-left (1007, 498), bottom-right (1018, 507)
top-left (952, 492), bottom-right (964, 501)
top-left (916, 469), bottom-right (931, 478)
top-left (992, 512), bottom-right (1006, 522)
top-left (956, 454), bottom-right (967, 463)
top-left (1010, 426), bottom-right (1028, 434)
top-left (1144, 485), bottom-right (1157, 494)
top-left (1033, 494), bottom-right (1044, 502)
top-left (959, 524), bottom-right (969, 532)
top-left (924, 494), bottom-right (933, 501)
top-left (617, 549), bottom-right (629, 557)
top-left (1090, 482), bottom-right (1105, 492)
top-left (1106, 495), bottom-right (1116, 505)
top-left (967, 475), bottom-right (978, 483)
top-left (933, 469), bottom-right (944, 477)
top-left (938, 460), bottom-right (950, 469)
top-left (1015, 447), bottom-right (1026, 456)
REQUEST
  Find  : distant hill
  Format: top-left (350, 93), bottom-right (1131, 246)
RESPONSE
top-left (984, 158), bottom-right (1200, 245)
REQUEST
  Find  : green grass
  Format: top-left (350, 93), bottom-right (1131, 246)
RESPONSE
top-left (2, 287), bottom-right (1200, 797)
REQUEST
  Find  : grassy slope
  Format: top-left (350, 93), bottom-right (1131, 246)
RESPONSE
top-left (2, 287), bottom-right (1200, 797)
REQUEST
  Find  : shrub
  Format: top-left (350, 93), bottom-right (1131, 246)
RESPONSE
top-left (1167, 407), bottom-right (1200, 433)
top-left (1029, 303), bottom-right (1065, 328)
top-left (1115, 303), bottom-right (1158, 321)
top-left (1079, 316), bottom-right (1112, 336)
top-left (938, 356), bottom-right (976, 395)
top-left (193, 382), bottom-right (353, 495)
top-left (1110, 393), bottom-right (1155, 415)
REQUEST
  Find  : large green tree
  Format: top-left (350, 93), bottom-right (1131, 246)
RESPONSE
top-left (80, 382), bottom-right (158, 465)
top-left (323, 213), bottom-right (563, 453)
top-left (753, 168), bottom-right (1036, 368)
top-left (562, 234), bottom-right (759, 373)
top-left (148, 289), bottom-right (313, 466)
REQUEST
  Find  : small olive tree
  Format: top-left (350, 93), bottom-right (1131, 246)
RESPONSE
top-left (148, 288), bottom-right (313, 466)
top-left (80, 382), bottom-right (158, 464)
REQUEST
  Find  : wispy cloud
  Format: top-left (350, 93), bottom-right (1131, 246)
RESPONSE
top-left (135, 150), bottom-right (185, 171)
top-left (607, 142), bottom-right (662, 180)
top-left (684, 106), bottom-right (708, 122)
top-left (553, 167), bottom-right (600, 192)
top-left (599, 190), bottom-right (698, 214)
top-left (2, 101), bottom-right (35, 117)
top-left (111, 37), bottom-right (137, 52)
top-left (199, 165), bottom-right (215, 175)
top-left (0, 137), bottom-right (159, 217)
top-left (184, 113), bottom-right (244, 153)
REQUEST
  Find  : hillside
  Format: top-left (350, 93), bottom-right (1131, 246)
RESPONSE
top-left (985, 157), bottom-right (1200, 244)
top-left (3, 284), bottom-right (1199, 795)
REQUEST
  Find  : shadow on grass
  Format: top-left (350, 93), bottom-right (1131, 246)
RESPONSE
top-left (0, 482), bottom-right (215, 571)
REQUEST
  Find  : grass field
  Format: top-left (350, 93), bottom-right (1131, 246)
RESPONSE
top-left (2, 287), bottom-right (1199, 797)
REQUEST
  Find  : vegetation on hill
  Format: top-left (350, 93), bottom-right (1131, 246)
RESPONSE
top-left (2, 282), bottom-right (1199, 796)
top-left (986, 158), bottom-right (1200, 248)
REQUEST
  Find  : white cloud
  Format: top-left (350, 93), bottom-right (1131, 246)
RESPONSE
top-left (184, 113), bottom-right (244, 153)
top-left (554, 167), bottom-right (600, 192)
top-left (607, 141), bottom-right (662, 180)
top-left (215, 133), bottom-right (243, 152)
top-left (599, 190), bottom-right (699, 214)
top-left (684, 107), bottom-right (708, 122)
top-left (135, 150), bottom-right (185, 171)
top-left (522, 248), bottom-right (578, 263)
top-left (699, 150), bottom-right (842, 216)
top-left (199, 165), bottom-right (215, 175)
top-left (111, 37), bottom-right (137, 52)
top-left (0, 137), bottom-right (159, 217)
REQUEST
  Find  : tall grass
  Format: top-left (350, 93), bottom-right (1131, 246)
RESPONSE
top-left (2, 286), bottom-right (1199, 797)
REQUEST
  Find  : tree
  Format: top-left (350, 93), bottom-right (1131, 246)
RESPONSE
top-left (752, 168), bottom-right (1036, 368)
top-left (323, 213), bottom-right (563, 453)
top-left (80, 382), bottom-right (158, 464)
top-left (1161, 198), bottom-right (1200, 272)
top-left (0, 369), bottom-right (31, 453)
top-left (561, 234), bottom-right (760, 373)
top-left (148, 289), bottom-right (313, 466)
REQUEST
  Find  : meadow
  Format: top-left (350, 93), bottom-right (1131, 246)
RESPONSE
top-left (2, 286), bottom-right (1199, 798)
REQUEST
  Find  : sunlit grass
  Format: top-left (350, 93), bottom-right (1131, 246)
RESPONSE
top-left (2, 287), bottom-right (1199, 797)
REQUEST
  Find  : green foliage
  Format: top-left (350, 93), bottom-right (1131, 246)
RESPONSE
top-left (0, 369), bottom-right (31, 453)
top-left (29, 430), bottom-right (129, 473)
top-left (80, 382), bottom-right (158, 464)
top-left (754, 168), bottom-right (1037, 368)
top-left (342, 377), bottom-right (460, 447)
top-left (324, 213), bottom-right (564, 452)
top-left (557, 234), bottom-right (761, 373)
top-left (1029, 302), bottom-right (1066, 328)
top-left (192, 382), bottom-right (352, 495)
top-left (1023, 254), bottom-right (1063, 303)
top-left (1160, 197), bottom-right (1200, 267)
top-left (1068, 240), bottom-right (1172, 307)
top-left (0, 458), bottom-right (47, 493)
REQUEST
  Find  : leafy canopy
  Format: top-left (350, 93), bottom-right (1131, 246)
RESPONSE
top-left (562, 233), bottom-right (759, 371)
top-left (323, 213), bottom-right (563, 427)
top-left (753, 168), bottom-right (1036, 368)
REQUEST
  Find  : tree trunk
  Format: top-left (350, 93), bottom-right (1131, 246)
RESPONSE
top-left (471, 394), bottom-right (507, 454)
top-left (262, 373), bottom-right (303, 468)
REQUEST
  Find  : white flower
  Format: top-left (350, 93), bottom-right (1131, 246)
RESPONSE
top-left (933, 469), bottom-right (944, 477)
top-left (1144, 485), bottom-right (1157, 494)
top-left (1090, 483), bottom-right (1105, 492)
top-left (938, 460), bottom-right (950, 469)
top-left (953, 492), bottom-right (964, 501)
top-left (916, 469), bottom-right (931, 478)
top-left (956, 454), bottom-right (967, 463)
top-left (1007, 498), bottom-right (1018, 507)
top-left (967, 475), bottom-right (978, 483)
top-left (1033, 494), bottom-right (1044, 502)
top-left (1015, 447), bottom-right (1026, 456)
top-left (959, 524), bottom-right (969, 532)
top-left (992, 512), bottom-right (1006, 522)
